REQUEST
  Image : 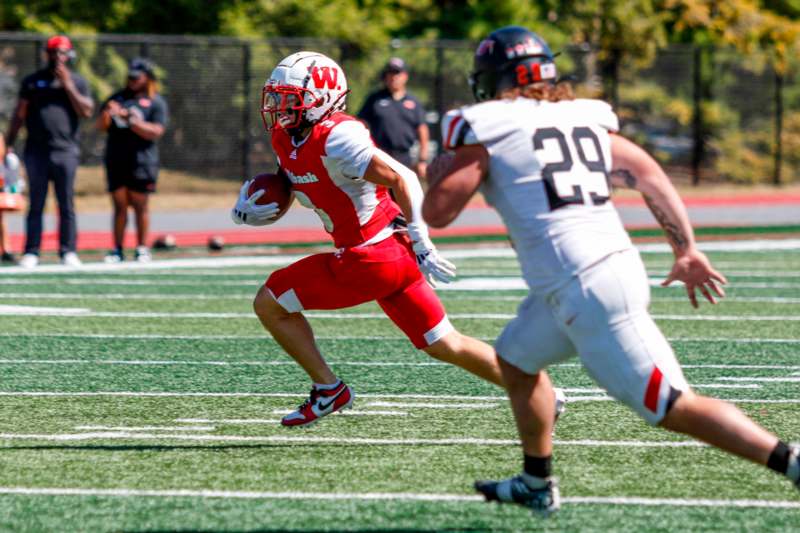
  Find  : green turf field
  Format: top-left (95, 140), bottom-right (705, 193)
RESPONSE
top-left (0, 242), bottom-right (799, 532)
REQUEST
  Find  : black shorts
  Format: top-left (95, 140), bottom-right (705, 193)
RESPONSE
top-left (106, 166), bottom-right (158, 194)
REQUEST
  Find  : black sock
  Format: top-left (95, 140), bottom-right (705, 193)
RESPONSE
top-left (767, 441), bottom-right (791, 475)
top-left (523, 454), bottom-right (552, 479)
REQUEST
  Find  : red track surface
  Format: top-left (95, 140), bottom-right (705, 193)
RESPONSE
top-left (7, 192), bottom-right (800, 253)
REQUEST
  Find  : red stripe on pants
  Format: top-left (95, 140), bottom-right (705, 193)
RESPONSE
top-left (644, 366), bottom-right (663, 413)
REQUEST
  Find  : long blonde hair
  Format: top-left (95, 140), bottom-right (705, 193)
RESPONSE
top-left (500, 81), bottom-right (575, 102)
top-left (145, 77), bottom-right (158, 99)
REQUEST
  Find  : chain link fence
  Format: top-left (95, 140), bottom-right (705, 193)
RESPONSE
top-left (0, 32), bottom-right (796, 185)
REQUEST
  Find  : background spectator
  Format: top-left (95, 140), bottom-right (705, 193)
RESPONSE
top-left (357, 57), bottom-right (429, 179)
top-left (0, 135), bottom-right (13, 264)
top-left (4, 35), bottom-right (93, 268)
top-left (96, 57), bottom-right (168, 263)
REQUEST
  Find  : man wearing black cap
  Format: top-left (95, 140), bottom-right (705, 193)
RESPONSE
top-left (96, 57), bottom-right (168, 263)
top-left (5, 35), bottom-right (94, 268)
top-left (357, 57), bottom-right (429, 178)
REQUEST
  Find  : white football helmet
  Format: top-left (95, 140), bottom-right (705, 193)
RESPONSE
top-left (261, 51), bottom-right (349, 132)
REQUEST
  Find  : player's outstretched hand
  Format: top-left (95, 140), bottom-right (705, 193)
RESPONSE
top-left (662, 247), bottom-right (727, 308)
top-left (412, 239), bottom-right (457, 287)
top-left (231, 180), bottom-right (280, 226)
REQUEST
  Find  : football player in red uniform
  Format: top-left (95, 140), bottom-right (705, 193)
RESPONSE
top-left (232, 51), bottom-right (564, 428)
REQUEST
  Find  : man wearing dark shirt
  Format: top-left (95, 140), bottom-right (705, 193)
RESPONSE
top-left (357, 57), bottom-right (429, 178)
top-left (5, 35), bottom-right (94, 268)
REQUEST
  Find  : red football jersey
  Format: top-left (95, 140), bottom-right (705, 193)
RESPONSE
top-left (271, 112), bottom-right (401, 248)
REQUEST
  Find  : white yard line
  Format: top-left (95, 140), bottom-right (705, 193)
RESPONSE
top-left (717, 377), bottom-right (800, 383)
top-left (0, 292), bottom-right (253, 301)
top-left (2, 293), bottom-right (800, 306)
top-left (0, 239), bottom-right (797, 276)
top-left (0, 305), bottom-right (90, 315)
top-left (175, 418), bottom-right (281, 424)
top-left (2, 307), bottom-right (799, 321)
top-left (0, 432), bottom-right (707, 447)
top-left (0, 392), bottom-right (793, 404)
top-left (2, 332), bottom-right (798, 344)
top-left (0, 359), bottom-right (446, 367)
top-left (73, 426), bottom-right (215, 432)
top-left (0, 391), bottom-right (510, 400)
top-left (0, 487), bottom-right (796, 509)
top-left (360, 402), bottom-right (498, 409)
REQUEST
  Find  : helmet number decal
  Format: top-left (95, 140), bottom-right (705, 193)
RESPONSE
top-left (532, 126), bottom-right (610, 211)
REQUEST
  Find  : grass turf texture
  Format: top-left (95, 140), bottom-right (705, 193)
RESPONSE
top-left (0, 246), bottom-right (799, 531)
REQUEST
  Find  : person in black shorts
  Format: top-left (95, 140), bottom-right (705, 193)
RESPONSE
top-left (5, 35), bottom-right (94, 268)
top-left (357, 57), bottom-right (430, 179)
top-left (96, 58), bottom-right (168, 263)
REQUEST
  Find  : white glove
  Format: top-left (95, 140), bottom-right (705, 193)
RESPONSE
top-left (230, 180), bottom-right (281, 226)
top-left (412, 238), bottom-right (457, 287)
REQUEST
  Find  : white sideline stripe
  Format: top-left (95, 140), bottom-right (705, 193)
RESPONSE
top-left (670, 337), bottom-right (800, 344)
top-left (718, 377), bottom-right (800, 383)
top-left (73, 426), bottom-right (215, 432)
top-left (176, 419), bottom-right (281, 425)
top-left (0, 392), bottom-right (792, 404)
top-left (0, 487), bottom-right (797, 509)
top-left (0, 278), bottom-right (263, 287)
top-left (2, 331), bottom-right (800, 344)
top-left (0, 292), bottom-right (254, 301)
top-left (3, 292), bottom-right (800, 305)
top-left (0, 391), bottom-right (510, 400)
top-left (361, 402), bottom-right (498, 409)
top-left (565, 496), bottom-right (800, 509)
top-left (0, 239), bottom-right (797, 276)
top-left (692, 384), bottom-right (761, 389)
top-left (0, 433), bottom-right (706, 447)
top-left (0, 305), bottom-right (89, 315)
top-left (3, 308), bottom-right (800, 321)
top-left (5, 276), bottom-right (800, 290)
top-left (654, 314), bottom-right (800, 321)
top-left (0, 359), bottom-right (447, 368)
top-left (0, 255), bottom-right (302, 275)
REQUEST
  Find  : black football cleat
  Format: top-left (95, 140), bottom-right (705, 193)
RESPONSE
top-left (475, 475), bottom-right (560, 517)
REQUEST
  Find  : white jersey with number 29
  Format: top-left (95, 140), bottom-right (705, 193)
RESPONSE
top-left (441, 97), bottom-right (633, 292)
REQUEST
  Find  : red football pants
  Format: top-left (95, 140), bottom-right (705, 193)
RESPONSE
top-left (265, 233), bottom-right (451, 348)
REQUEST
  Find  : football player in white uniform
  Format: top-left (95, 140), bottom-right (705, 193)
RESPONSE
top-left (423, 26), bottom-right (799, 516)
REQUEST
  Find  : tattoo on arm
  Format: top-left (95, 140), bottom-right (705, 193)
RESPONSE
top-left (611, 168), bottom-right (637, 189)
top-left (643, 194), bottom-right (688, 251)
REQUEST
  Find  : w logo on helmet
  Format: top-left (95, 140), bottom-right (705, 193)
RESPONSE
top-left (311, 66), bottom-right (339, 90)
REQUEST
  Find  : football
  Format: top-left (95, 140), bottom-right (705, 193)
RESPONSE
top-left (247, 172), bottom-right (293, 219)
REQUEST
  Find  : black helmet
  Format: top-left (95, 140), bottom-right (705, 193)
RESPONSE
top-left (469, 26), bottom-right (557, 102)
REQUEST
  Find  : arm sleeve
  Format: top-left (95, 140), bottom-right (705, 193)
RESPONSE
top-left (415, 98), bottom-right (425, 128)
top-left (74, 75), bottom-right (92, 98)
top-left (151, 96), bottom-right (169, 127)
top-left (324, 120), bottom-right (376, 180)
top-left (440, 109), bottom-right (477, 150)
top-left (372, 148), bottom-right (429, 242)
